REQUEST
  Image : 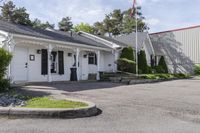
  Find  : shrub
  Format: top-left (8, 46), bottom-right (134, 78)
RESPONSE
top-left (153, 66), bottom-right (166, 73)
top-left (0, 48), bottom-right (12, 92)
top-left (174, 73), bottom-right (191, 79)
top-left (0, 79), bottom-right (10, 92)
top-left (138, 50), bottom-right (148, 74)
top-left (0, 48), bottom-right (12, 79)
top-left (194, 65), bottom-right (200, 75)
top-left (157, 56), bottom-right (168, 73)
top-left (117, 58), bottom-right (136, 73)
top-left (120, 46), bottom-right (134, 61)
top-left (142, 74), bottom-right (159, 79)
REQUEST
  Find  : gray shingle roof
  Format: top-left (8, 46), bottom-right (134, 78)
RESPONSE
top-left (92, 34), bottom-right (128, 47)
top-left (0, 20), bottom-right (110, 49)
top-left (113, 32), bottom-right (149, 49)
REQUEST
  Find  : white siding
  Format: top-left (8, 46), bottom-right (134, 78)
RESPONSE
top-left (11, 42), bottom-right (115, 83)
top-left (103, 51), bottom-right (115, 72)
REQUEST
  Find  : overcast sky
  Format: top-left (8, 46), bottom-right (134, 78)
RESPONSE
top-left (8, 0), bottom-right (200, 33)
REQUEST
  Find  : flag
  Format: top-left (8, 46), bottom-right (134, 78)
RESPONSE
top-left (130, 0), bottom-right (137, 17)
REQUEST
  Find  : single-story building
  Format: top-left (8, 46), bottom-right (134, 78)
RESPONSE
top-left (113, 32), bottom-right (156, 66)
top-left (150, 25), bottom-right (200, 74)
top-left (0, 20), bottom-right (126, 84)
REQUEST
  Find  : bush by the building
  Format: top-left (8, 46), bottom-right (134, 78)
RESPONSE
top-left (138, 50), bottom-right (149, 74)
top-left (194, 65), bottom-right (200, 75)
top-left (156, 56), bottom-right (168, 73)
top-left (117, 58), bottom-right (136, 73)
top-left (0, 48), bottom-right (12, 92)
top-left (120, 46), bottom-right (134, 61)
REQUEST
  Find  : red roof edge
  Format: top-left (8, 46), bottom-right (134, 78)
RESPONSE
top-left (150, 25), bottom-right (200, 35)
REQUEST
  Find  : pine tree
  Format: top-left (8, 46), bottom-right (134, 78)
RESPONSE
top-left (158, 56), bottom-right (168, 73)
top-left (138, 50), bottom-right (148, 74)
top-left (58, 17), bottom-right (73, 32)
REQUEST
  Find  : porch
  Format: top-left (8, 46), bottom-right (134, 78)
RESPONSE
top-left (8, 35), bottom-right (117, 84)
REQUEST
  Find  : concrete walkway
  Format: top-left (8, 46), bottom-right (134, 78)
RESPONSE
top-left (1, 79), bottom-right (200, 133)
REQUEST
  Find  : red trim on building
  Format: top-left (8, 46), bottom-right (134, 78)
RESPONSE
top-left (150, 25), bottom-right (200, 35)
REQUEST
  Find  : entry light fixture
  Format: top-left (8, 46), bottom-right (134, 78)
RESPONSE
top-left (37, 49), bottom-right (41, 54)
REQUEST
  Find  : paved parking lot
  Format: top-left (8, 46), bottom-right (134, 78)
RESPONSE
top-left (1, 79), bottom-right (200, 133)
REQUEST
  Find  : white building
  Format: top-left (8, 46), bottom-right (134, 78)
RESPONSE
top-left (0, 20), bottom-right (126, 84)
top-left (150, 25), bottom-right (200, 74)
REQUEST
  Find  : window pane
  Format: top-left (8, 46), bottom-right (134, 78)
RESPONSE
top-left (51, 51), bottom-right (57, 73)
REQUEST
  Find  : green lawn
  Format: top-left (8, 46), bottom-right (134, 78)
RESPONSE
top-left (23, 97), bottom-right (88, 108)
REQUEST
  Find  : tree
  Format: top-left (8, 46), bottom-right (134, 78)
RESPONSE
top-left (157, 56), bottom-right (168, 73)
top-left (12, 7), bottom-right (32, 25)
top-left (0, 1), bottom-right (15, 22)
top-left (93, 7), bottom-right (148, 36)
top-left (138, 50), bottom-right (148, 74)
top-left (122, 7), bottom-right (148, 34)
top-left (32, 19), bottom-right (54, 29)
top-left (0, 1), bottom-right (54, 29)
top-left (94, 21), bottom-right (105, 35)
top-left (58, 17), bottom-right (73, 31)
top-left (74, 23), bottom-right (94, 33)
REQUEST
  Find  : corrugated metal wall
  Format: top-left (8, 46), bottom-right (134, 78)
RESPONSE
top-left (151, 26), bottom-right (200, 74)
top-left (173, 27), bottom-right (200, 64)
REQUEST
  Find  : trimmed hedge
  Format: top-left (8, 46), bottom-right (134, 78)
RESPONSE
top-left (120, 46), bottom-right (134, 61)
top-left (117, 58), bottom-right (136, 73)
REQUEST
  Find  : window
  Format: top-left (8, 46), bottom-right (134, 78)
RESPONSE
top-left (88, 52), bottom-right (97, 65)
top-left (51, 51), bottom-right (57, 73)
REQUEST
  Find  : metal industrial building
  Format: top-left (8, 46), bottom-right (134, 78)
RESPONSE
top-left (150, 26), bottom-right (200, 74)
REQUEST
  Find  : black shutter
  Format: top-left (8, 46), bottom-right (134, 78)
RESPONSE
top-left (95, 53), bottom-right (97, 65)
top-left (58, 51), bottom-right (64, 75)
top-left (41, 49), bottom-right (48, 75)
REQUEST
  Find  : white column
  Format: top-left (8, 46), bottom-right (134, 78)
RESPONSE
top-left (7, 44), bottom-right (14, 80)
top-left (114, 50), bottom-right (118, 72)
top-left (96, 50), bottom-right (100, 80)
top-left (76, 48), bottom-right (80, 81)
top-left (48, 45), bottom-right (52, 82)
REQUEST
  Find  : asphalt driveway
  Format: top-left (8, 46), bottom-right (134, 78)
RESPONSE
top-left (1, 78), bottom-right (200, 133)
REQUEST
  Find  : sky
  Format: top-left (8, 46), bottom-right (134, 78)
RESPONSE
top-left (3, 0), bottom-right (200, 33)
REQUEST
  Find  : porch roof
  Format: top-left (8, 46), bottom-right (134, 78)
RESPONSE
top-left (0, 20), bottom-right (110, 49)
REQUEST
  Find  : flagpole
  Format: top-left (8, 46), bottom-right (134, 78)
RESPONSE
top-left (135, 2), bottom-right (138, 76)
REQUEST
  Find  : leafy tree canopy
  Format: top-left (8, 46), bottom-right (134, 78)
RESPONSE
top-left (58, 17), bottom-right (73, 32)
top-left (0, 1), bottom-right (54, 29)
top-left (93, 8), bottom-right (148, 36)
top-left (74, 23), bottom-right (94, 33)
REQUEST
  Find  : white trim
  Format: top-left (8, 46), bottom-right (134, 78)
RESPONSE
top-left (12, 34), bottom-right (112, 52)
top-left (79, 31), bottom-right (121, 49)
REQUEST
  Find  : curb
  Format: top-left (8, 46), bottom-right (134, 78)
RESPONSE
top-left (0, 99), bottom-right (98, 119)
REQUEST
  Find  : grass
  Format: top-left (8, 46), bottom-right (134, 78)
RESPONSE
top-left (23, 97), bottom-right (88, 109)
